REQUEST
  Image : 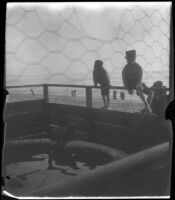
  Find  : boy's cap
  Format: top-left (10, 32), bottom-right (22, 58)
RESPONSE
top-left (153, 81), bottom-right (163, 87)
top-left (95, 60), bottom-right (103, 65)
top-left (125, 50), bottom-right (136, 58)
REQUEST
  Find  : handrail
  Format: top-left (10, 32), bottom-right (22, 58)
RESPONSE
top-left (5, 84), bottom-right (45, 89)
top-left (47, 84), bottom-right (126, 90)
top-left (5, 84), bottom-right (126, 89)
top-left (5, 84), bottom-right (170, 109)
top-left (5, 83), bottom-right (170, 91)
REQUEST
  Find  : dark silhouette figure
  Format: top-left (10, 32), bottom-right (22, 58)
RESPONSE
top-left (93, 60), bottom-right (111, 110)
top-left (141, 81), bottom-right (169, 117)
top-left (50, 123), bottom-right (77, 150)
top-left (48, 151), bottom-right (79, 174)
top-left (48, 122), bottom-right (79, 173)
top-left (122, 50), bottom-right (152, 113)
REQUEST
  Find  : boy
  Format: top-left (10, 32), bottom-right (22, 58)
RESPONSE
top-left (93, 60), bottom-right (111, 109)
top-left (141, 81), bottom-right (169, 117)
top-left (122, 50), bottom-right (152, 113)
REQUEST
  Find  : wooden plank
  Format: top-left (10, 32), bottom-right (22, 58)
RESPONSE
top-left (6, 84), bottom-right (44, 89)
top-left (48, 84), bottom-right (90, 88)
top-left (47, 103), bottom-right (169, 153)
top-left (43, 84), bottom-right (49, 104)
top-left (49, 115), bottom-right (168, 153)
top-left (3, 100), bottom-right (48, 140)
top-left (5, 110), bottom-right (46, 118)
top-left (47, 104), bottom-right (168, 135)
top-left (5, 110), bottom-right (48, 124)
top-left (4, 110), bottom-right (49, 140)
top-left (6, 84), bottom-right (170, 91)
top-left (86, 87), bottom-right (92, 108)
top-left (4, 100), bottom-right (45, 114)
top-left (5, 124), bottom-right (48, 140)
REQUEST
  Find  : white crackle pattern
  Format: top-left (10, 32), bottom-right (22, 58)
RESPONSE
top-left (5, 3), bottom-right (171, 111)
top-left (6, 2), bottom-right (170, 87)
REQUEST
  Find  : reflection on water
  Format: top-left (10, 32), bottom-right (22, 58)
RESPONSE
top-left (4, 149), bottom-right (108, 195)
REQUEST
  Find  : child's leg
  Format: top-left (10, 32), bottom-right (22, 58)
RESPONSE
top-left (106, 95), bottom-right (110, 108)
top-left (136, 84), bottom-right (152, 113)
top-left (102, 95), bottom-right (107, 108)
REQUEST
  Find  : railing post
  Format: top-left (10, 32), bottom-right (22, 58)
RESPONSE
top-left (43, 84), bottom-right (49, 105)
top-left (86, 86), bottom-right (92, 108)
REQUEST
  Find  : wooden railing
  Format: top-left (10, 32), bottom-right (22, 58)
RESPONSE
top-left (6, 84), bottom-right (170, 108)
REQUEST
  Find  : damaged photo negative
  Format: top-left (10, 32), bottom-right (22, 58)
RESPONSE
top-left (2, 2), bottom-right (174, 199)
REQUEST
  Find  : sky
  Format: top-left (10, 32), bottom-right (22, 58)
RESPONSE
top-left (6, 2), bottom-right (171, 87)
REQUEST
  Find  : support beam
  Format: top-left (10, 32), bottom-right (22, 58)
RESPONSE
top-left (86, 87), bottom-right (92, 108)
top-left (43, 84), bottom-right (49, 105)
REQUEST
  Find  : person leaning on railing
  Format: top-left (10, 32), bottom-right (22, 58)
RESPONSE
top-left (93, 60), bottom-right (111, 110)
top-left (140, 81), bottom-right (170, 118)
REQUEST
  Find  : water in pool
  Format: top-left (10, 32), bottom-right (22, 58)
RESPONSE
top-left (3, 149), bottom-right (109, 196)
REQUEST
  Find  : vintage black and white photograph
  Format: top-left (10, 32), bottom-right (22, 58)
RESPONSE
top-left (2, 2), bottom-right (174, 198)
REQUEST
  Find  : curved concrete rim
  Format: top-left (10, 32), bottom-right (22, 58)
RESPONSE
top-left (4, 139), bottom-right (128, 160)
top-left (65, 140), bottom-right (128, 160)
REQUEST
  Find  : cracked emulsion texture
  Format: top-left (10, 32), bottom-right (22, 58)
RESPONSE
top-left (6, 3), bottom-right (170, 87)
top-left (5, 3), bottom-right (171, 109)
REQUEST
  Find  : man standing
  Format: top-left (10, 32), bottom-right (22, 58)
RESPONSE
top-left (122, 50), bottom-right (152, 113)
